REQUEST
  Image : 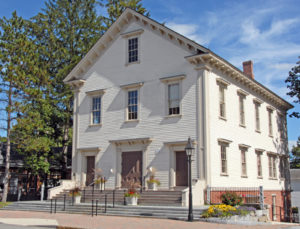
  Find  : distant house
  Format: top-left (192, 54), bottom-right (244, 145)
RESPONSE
top-left (0, 143), bottom-right (72, 200)
top-left (63, 8), bottom-right (293, 221)
top-left (291, 169), bottom-right (300, 222)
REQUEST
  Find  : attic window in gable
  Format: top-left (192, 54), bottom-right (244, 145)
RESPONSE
top-left (128, 37), bottom-right (138, 63)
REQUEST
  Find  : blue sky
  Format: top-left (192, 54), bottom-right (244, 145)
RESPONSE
top-left (0, 0), bottom-right (299, 147)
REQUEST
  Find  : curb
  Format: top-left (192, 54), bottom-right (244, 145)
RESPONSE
top-left (57, 227), bottom-right (84, 229)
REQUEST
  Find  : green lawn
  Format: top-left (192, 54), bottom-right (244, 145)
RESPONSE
top-left (0, 202), bottom-right (11, 208)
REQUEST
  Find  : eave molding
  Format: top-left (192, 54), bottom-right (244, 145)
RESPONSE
top-left (186, 53), bottom-right (293, 110)
top-left (120, 82), bottom-right (144, 90)
top-left (77, 147), bottom-right (101, 153)
top-left (121, 28), bottom-right (144, 38)
top-left (86, 88), bottom-right (106, 96)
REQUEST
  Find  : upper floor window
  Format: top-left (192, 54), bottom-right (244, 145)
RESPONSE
top-left (268, 154), bottom-right (277, 179)
top-left (168, 83), bottom-right (180, 115)
top-left (239, 94), bottom-right (245, 126)
top-left (254, 102), bottom-right (261, 132)
top-left (128, 37), bottom-right (138, 63)
top-left (128, 90), bottom-right (138, 120)
top-left (218, 139), bottom-right (231, 176)
top-left (256, 150), bottom-right (263, 178)
top-left (92, 96), bottom-right (101, 124)
top-left (267, 108), bottom-right (273, 137)
top-left (219, 85), bottom-right (226, 118)
top-left (241, 148), bottom-right (247, 177)
top-left (279, 156), bottom-right (287, 179)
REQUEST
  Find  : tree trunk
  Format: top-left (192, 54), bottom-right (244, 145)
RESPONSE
top-left (61, 122), bottom-right (69, 179)
top-left (2, 83), bottom-right (12, 203)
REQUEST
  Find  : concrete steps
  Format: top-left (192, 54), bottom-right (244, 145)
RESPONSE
top-left (53, 189), bottom-right (182, 206)
top-left (1, 201), bottom-right (208, 220)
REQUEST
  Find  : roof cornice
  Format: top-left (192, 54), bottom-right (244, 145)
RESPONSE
top-left (186, 53), bottom-right (293, 110)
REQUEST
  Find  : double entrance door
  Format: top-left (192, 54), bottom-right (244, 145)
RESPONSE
top-left (176, 151), bottom-right (188, 187)
top-left (121, 151), bottom-right (142, 188)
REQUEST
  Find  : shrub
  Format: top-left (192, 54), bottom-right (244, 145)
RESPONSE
top-left (124, 188), bottom-right (140, 198)
top-left (221, 192), bottom-right (243, 206)
top-left (147, 179), bottom-right (161, 185)
top-left (292, 207), bottom-right (299, 213)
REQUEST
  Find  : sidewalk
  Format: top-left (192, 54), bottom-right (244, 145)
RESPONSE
top-left (0, 210), bottom-right (299, 229)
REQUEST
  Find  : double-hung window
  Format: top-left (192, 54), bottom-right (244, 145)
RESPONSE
top-left (219, 86), bottom-right (226, 118)
top-left (278, 113), bottom-right (286, 139)
top-left (241, 148), bottom-right (247, 177)
top-left (239, 95), bottom-right (245, 126)
top-left (128, 37), bottom-right (138, 63)
top-left (254, 101), bottom-right (261, 132)
top-left (216, 78), bottom-right (229, 119)
top-left (92, 96), bottom-right (101, 124)
top-left (86, 89), bottom-right (105, 126)
top-left (267, 108), bottom-right (273, 137)
top-left (168, 83), bottom-right (180, 115)
top-left (128, 90), bottom-right (138, 120)
top-left (160, 75), bottom-right (185, 117)
top-left (218, 139), bottom-right (231, 176)
top-left (256, 150), bottom-right (263, 178)
top-left (268, 154), bottom-right (277, 179)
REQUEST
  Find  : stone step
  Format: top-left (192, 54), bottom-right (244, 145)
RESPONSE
top-left (1, 201), bottom-right (207, 220)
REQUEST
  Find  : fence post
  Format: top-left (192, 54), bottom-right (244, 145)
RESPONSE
top-left (72, 191), bottom-right (74, 206)
top-left (17, 186), bottom-right (22, 201)
top-left (259, 186), bottom-right (264, 210)
top-left (96, 199), bottom-right (98, 216)
top-left (123, 190), bottom-right (126, 205)
top-left (54, 199), bottom-right (57, 214)
top-left (207, 185), bottom-right (211, 205)
top-left (50, 199), bottom-right (53, 214)
top-left (113, 190), bottom-right (115, 208)
top-left (105, 194), bottom-right (107, 213)
top-left (92, 184), bottom-right (95, 199)
top-left (92, 199), bottom-right (94, 217)
top-left (63, 194), bottom-right (66, 211)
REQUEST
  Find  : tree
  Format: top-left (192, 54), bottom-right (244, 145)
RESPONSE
top-left (0, 12), bottom-right (30, 202)
top-left (285, 56), bottom-right (300, 118)
top-left (290, 137), bottom-right (300, 168)
top-left (104, 0), bottom-right (149, 28)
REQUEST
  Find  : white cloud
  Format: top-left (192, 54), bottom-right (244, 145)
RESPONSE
top-left (289, 140), bottom-right (297, 150)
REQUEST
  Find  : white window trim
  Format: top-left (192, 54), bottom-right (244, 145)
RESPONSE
top-left (254, 101), bottom-right (261, 133)
top-left (218, 139), bottom-right (232, 176)
top-left (267, 152), bottom-right (278, 179)
top-left (216, 79), bottom-right (229, 120)
top-left (239, 145), bottom-right (250, 178)
top-left (86, 89), bottom-right (106, 126)
top-left (255, 149), bottom-right (264, 179)
top-left (267, 108), bottom-right (274, 137)
top-left (160, 75), bottom-right (186, 118)
top-left (238, 92), bottom-right (246, 127)
top-left (123, 30), bottom-right (143, 66)
top-left (120, 82), bottom-right (143, 122)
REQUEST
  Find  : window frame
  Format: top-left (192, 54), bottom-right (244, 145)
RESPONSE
top-left (216, 78), bottom-right (230, 120)
top-left (238, 94), bottom-right (246, 126)
top-left (268, 153), bottom-right (277, 179)
top-left (122, 29), bottom-right (144, 66)
top-left (267, 107), bottom-right (274, 137)
top-left (255, 150), bottom-right (263, 178)
top-left (127, 89), bottom-right (139, 121)
top-left (91, 96), bottom-right (102, 125)
top-left (254, 101), bottom-right (261, 132)
top-left (128, 37), bottom-right (139, 64)
top-left (120, 82), bottom-right (143, 122)
top-left (160, 75), bottom-right (186, 118)
top-left (218, 139), bottom-right (231, 176)
top-left (86, 89), bottom-right (106, 127)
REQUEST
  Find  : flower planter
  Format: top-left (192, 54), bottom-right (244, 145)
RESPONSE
top-left (148, 182), bottom-right (158, 191)
top-left (74, 195), bottom-right (81, 204)
top-left (95, 183), bottom-right (101, 190)
top-left (125, 196), bottom-right (138, 206)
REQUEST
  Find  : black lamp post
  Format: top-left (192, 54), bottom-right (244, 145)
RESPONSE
top-left (185, 137), bottom-right (194, 222)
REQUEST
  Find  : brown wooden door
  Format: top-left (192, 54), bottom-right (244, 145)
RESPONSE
top-left (176, 151), bottom-right (188, 186)
top-left (121, 151), bottom-right (142, 188)
top-left (86, 156), bottom-right (95, 186)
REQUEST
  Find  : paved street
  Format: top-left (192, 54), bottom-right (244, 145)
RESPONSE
top-left (0, 210), bottom-right (299, 229)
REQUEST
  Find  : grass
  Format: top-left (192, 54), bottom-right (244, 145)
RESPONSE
top-left (0, 202), bottom-right (11, 208)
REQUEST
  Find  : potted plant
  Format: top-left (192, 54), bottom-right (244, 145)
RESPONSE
top-left (93, 168), bottom-right (104, 190)
top-left (69, 187), bottom-right (81, 204)
top-left (147, 167), bottom-right (160, 191)
top-left (124, 188), bottom-right (140, 206)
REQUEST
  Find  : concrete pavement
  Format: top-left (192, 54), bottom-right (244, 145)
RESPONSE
top-left (0, 210), bottom-right (299, 229)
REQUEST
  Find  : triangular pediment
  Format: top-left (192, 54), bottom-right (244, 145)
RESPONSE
top-left (63, 8), bottom-right (208, 83)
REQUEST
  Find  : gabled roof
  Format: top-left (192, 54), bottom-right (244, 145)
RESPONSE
top-left (63, 8), bottom-right (293, 110)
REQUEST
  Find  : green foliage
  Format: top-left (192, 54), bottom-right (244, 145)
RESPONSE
top-left (290, 137), bottom-right (300, 168)
top-left (285, 57), bottom-right (300, 118)
top-left (104, 0), bottom-right (149, 28)
top-left (221, 192), bottom-right (243, 206)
